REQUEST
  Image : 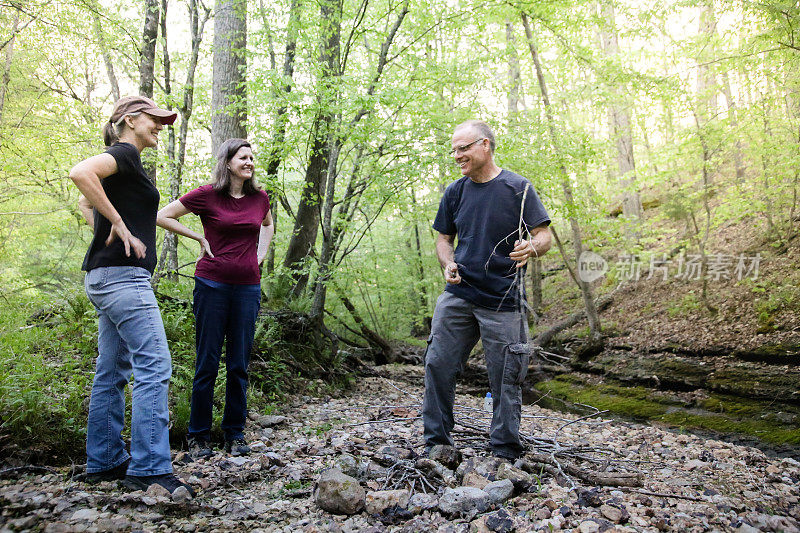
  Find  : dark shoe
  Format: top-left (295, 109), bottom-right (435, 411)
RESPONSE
top-left (224, 438), bottom-right (251, 457)
top-left (187, 437), bottom-right (213, 459)
top-left (123, 473), bottom-right (196, 497)
top-left (83, 459), bottom-right (129, 483)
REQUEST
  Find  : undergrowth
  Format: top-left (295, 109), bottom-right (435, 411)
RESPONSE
top-left (0, 276), bottom-right (348, 465)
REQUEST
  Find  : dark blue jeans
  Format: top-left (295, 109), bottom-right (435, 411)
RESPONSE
top-left (188, 276), bottom-right (261, 442)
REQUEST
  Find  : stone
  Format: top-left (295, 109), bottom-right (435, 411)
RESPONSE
top-left (258, 415), bottom-right (288, 427)
top-left (542, 498), bottom-right (558, 511)
top-left (365, 490), bottom-right (409, 515)
top-left (577, 520), bottom-right (600, 533)
top-left (495, 462), bottom-right (532, 491)
top-left (457, 457), bottom-right (506, 483)
top-left (734, 525), bottom-right (760, 533)
top-left (70, 509), bottom-right (101, 521)
top-left (534, 507), bottom-right (551, 520)
top-left (576, 487), bottom-right (603, 507)
top-left (483, 479), bottom-right (514, 504)
top-left (314, 468), bottom-right (365, 515)
top-left (335, 454), bottom-right (361, 478)
top-left (686, 459), bottom-right (709, 471)
top-left (408, 493), bottom-right (439, 514)
top-left (600, 504), bottom-right (628, 524)
top-left (438, 486), bottom-right (491, 515)
top-left (172, 486), bottom-right (193, 503)
top-left (145, 482), bottom-right (172, 499)
top-left (375, 446), bottom-right (413, 467)
top-left (485, 508), bottom-right (515, 533)
top-left (463, 470), bottom-right (490, 489)
top-left (429, 445), bottom-right (461, 470)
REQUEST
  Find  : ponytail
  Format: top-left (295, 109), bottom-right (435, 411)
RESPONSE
top-left (102, 121), bottom-right (118, 146)
top-left (101, 112), bottom-right (141, 146)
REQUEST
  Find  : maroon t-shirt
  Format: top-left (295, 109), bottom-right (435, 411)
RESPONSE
top-left (179, 184), bottom-right (271, 285)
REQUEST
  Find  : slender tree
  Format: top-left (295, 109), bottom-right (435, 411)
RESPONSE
top-left (211, 0), bottom-right (247, 152)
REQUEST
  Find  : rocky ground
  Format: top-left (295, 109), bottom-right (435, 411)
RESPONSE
top-left (1, 365), bottom-right (799, 533)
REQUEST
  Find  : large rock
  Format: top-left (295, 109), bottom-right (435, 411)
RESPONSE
top-left (483, 479), bottom-right (514, 504)
top-left (314, 468), bottom-right (365, 515)
top-left (335, 453), bottom-right (361, 479)
top-left (428, 445), bottom-right (461, 470)
top-left (438, 486), bottom-right (491, 515)
top-left (408, 493), bottom-right (439, 514)
top-left (496, 462), bottom-right (532, 491)
top-left (456, 457), bottom-right (506, 483)
top-left (462, 470), bottom-right (490, 489)
top-left (375, 446), bottom-right (413, 466)
top-left (365, 490), bottom-right (409, 515)
top-left (415, 458), bottom-right (457, 487)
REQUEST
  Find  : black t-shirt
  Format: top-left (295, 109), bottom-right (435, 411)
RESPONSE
top-left (81, 142), bottom-right (160, 273)
top-left (433, 169), bottom-right (550, 311)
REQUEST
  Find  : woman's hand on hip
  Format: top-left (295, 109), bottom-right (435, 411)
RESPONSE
top-left (106, 220), bottom-right (147, 259)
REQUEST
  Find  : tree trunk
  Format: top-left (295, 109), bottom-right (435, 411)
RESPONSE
top-left (0, 10), bottom-right (18, 126)
top-left (153, 0), bottom-right (211, 285)
top-left (90, 1), bottom-right (119, 101)
top-left (263, 0), bottom-right (301, 182)
top-left (138, 0), bottom-right (160, 185)
top-left (506, 20), bottom-right (521, 116)
top-left (721, 70), bottom-right (745, 181)
top-left (212, 0), bottom-right (247, 153)
top-left (282, 0), bottom-right (342, 291)
top-left (160, 0), bottom-right (179, 279)
top-left (522, 12), bottom-right (601, 341)
top-left (139, 0), bottom-right (159, 97)
top-left (600, 2), bottom-right (641, 224)
top-left (696, 1), bottom-right (717, 124)
top-left (306, 0), bottom-right (409, 311)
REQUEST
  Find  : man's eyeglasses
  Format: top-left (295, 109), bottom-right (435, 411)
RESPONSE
top-left (449, 138), bottom-right (485, 156)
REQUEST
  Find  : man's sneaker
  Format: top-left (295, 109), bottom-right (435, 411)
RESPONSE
top-left (187, 437), bottom-right (213, 459)
top-left (83, 459), bottom-right (129, 483)
top-left (224, 438), bottom-right (251, 457)
top-left (122, 473), bottom-right (196, 497)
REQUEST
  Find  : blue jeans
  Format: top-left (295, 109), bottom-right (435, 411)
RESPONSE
top-left (423, 292), bottom-right (529, 459)
top-left (84, 266), bottom-right (173, 476)
top-left (188, 276), bottom-right (261, 442)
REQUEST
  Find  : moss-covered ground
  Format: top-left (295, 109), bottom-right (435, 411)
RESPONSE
top-left (534, 374), bottom-right (800, 446)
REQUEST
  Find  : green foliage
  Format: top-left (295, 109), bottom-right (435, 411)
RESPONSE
top-left (667, 292), bottom-right (701, 317)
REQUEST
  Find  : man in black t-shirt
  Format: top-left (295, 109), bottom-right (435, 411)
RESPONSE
top-left (423, 120), bottom-right (552, 460)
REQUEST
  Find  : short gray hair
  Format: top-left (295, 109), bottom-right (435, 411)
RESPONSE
top-left (455, 120), bottom-right (496, 152)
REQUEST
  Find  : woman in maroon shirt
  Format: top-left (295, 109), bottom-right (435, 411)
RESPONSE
top-left (157, 138), bottom-right (273, 457)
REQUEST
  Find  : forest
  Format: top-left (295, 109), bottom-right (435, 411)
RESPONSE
top-left (1, 0), bottom-right (800, 511)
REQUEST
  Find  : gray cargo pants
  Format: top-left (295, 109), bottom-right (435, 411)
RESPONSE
top-left (422, 291), bottom-right (529, 459)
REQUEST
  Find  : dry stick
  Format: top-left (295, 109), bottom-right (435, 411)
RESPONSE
top-left (617, 487), bottom-right (707, 502)
top-left (344, 416), bottom-right (421, 427)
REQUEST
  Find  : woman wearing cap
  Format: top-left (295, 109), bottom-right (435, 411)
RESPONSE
top-left (157, 138), bottom-right (273, 458)
top-left (69, 96), bottom-right (193, 496)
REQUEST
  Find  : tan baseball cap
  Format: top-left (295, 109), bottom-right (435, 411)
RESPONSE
top-left (110, 96), bottom-right (177, 125)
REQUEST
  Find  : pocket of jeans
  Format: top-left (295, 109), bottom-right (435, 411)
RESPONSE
top-left (85, 267), bottom-right (106, 289)
top-left (423, 333), bottom-right (434, 363)
top-left (508, 343), bottom-right (530, 385)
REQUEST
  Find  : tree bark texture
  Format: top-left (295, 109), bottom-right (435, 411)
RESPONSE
top-left (212, 0), bottom-right (247, 153)
top-left (139, 0), bottom-right (159, 97)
